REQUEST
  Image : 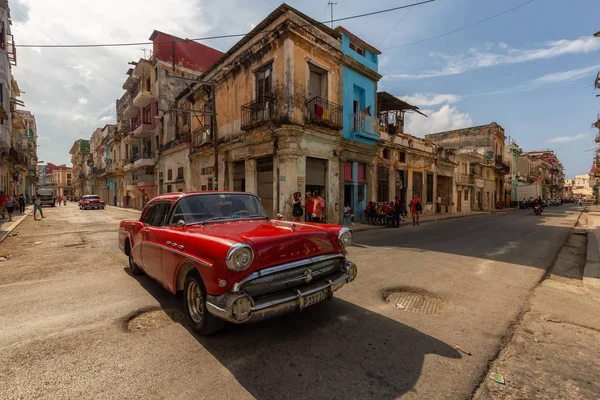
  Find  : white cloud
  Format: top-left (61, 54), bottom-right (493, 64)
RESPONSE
top-left (499, 42), bottom-right (509, 49)
top-left (78, 98), bottom-right (88, 105)
top-left (405, 104), bottom-right (473, 137)
top-left (399, 93), bottom-right (461, 107)
top-left (534, 65), bottom-right (600, 85)
top-left (548, 133), bottom-right (588, 144)
top-left (385, 36), bottom-right (600, 80)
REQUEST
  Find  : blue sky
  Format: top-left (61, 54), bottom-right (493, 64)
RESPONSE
top-left (11, 0), bottom-right (600, 177)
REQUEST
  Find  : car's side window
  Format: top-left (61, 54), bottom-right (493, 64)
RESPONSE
top-left (170, 202), bottom-right (184, 225)
top-left (150, 202), bottom-right (172, 227)
top-left (142, 205), bottom-right (156, 225)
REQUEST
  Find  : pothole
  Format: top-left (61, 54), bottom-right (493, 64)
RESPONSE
top-left (123, 307), bottom-right (184, 333)
top-left (383, 287), bottom-right (445, 315)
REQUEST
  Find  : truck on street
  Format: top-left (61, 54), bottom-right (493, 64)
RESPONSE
top-left (37, 188), bottom-right (55, 207)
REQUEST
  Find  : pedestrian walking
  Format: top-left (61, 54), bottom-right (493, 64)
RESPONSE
top-left (33, 195), bottom-right (45, 220)
top-left (5, 193), bottom-right (15, 222)
top-left (409, 193), bottom-right (422, 226)
top-left (312, 191), bottom-right (325, 223)
top-left (292, 192), bottom-right (303, 222)
top-left (18, 194), bottom-right (25, 214)
top-left (393, 195), bottom-right (401, 228)
top-left (58, 195), bottom-right (63, 206)
top-left (436, 195), bottom-right (442, 214)
top-left (305, 192), bottom-right (314, 222)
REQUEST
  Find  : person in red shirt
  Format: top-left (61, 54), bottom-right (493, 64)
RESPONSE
top-left (305, 192), bottom-right (314, 222)
top-left (312, 191), bottom-right (325, 223)
top-left (409, 194), bottom-right (422, 226)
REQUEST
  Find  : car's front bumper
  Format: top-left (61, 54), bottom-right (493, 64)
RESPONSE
top-left (205, 261), bottom-right (357, 324)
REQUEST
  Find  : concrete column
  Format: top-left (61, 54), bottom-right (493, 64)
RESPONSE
top-left (276, 155), bottom-right (299, 220)
top-left (388, 166), bottom-right (395, 203)
top-left (327, 158), bottom-right (340, 225)
top-left (407, 168), bottom-right (413, 201)
top-left (367, 162), bottom-right (376, 202)
top-left (433, 170), bottom-right (438, 215)
top-left (245, 158), bottom-right (257, 195)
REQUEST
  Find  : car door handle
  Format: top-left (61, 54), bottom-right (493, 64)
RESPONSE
top-left (171, 242), bottom-right (178, 247)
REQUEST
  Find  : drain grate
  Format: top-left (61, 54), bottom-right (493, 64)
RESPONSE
top-left (124, 308), bottom-right (183, 332)
top-left (384, 290), bottom-right (444, 315)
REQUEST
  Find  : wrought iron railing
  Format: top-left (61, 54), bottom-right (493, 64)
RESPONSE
top-left (305, 97), bottom-right (343, 129)
top-left (455, 173), bottom-right (475, 185)
top-left (350, 113), bottom-right (379, 136)
top-left (241, 94), bottom-right (275, 130)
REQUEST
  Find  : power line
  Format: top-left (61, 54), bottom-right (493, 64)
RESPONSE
top-left (8, 1), bottom-right (120, 85)
top-left (14, 1), bottom-right (436, 49)
top-left (377, 0), bottom-right (415, 47)
top-left (383, 0), bottom-right (536, 50)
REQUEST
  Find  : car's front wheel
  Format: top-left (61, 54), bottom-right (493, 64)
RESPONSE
top-left (183, 271), bottom-right (225, 335)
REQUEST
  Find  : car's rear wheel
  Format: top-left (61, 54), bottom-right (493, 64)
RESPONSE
top-left (183, 270), bottom-right (225, 335)
top-left (128, 245), bottom-right (144, 275)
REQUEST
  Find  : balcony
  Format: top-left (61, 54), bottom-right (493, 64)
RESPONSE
top-left (350, 113), bottom-right (380, 138)
top-left (131, 118), bottom-right (155, 138)
top-left (495, 160), bottom-right (510, 174)
top-left (241, 95), bottom-right (275, 131)
top-left (305, 97), bottom-right (343, 130)
top-left (133, 152), bottom-right (154, 168)
top-left (136, 174), bottom-right (155, 189)
top-left (121, 91), bottom-right (138, 120)
top-left (133, 84), bottom-right (154, 108)
top-left (455, 173), bottom-right (475, 186)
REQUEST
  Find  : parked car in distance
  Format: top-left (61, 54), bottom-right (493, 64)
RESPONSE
top-left (118, 191), bottom-right (357, 335)
top-left (79, 195), bottom-right (105, 210)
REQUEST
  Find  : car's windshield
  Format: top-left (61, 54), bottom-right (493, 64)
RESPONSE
top-left (85, 196), bottom-right (100, 200)
top-left (170, 194), bottom-right (266, 224)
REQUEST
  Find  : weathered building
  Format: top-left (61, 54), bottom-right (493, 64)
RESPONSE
top-left (527, 150), bottom-right (564, 199)
top-left (504, 139), bottom-right (523, 207)
top-left (114, 30), bottom-right (223, 209)
top-left (426, 123), bottom-right (508, 211)
top-left (178, 4), bottom-right (346, 221)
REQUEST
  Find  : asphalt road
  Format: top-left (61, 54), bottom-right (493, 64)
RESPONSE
top-left (0, 203), bottom-right (580, 399)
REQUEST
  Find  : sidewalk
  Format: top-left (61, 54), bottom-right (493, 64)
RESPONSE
top-left (477, 212), bottom-right (600, 399)
top-left (0, 207), bottom-right (33, 244)
top-left (350, 208), bottom-right (519, 233)
top-left (105, 205), bottom-right (141, 215)
top-left (584, 210), bottom-right (600, 296)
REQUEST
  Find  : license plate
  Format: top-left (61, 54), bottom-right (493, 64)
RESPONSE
top-left (304, 289), bottom-right (329, 308)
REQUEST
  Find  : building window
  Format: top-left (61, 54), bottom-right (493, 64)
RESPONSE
top-left (166, 184), bottom-right (172, 193)
top-left (383, 149), bottom-right (389, 160)
top-left (255, 63), bottom-right (273, 99)
top-left (167, 169), bottom-right (172, 180)
top-left (399, 152), bottom-right (406, 163)
top-left (154, 66), bottom-right (158, 82)
top-left (308, 63), bottom-right (327, 99)
top-left (349, 42), bottom-right (364, 56)
top-left (344, 162), bottom-right (353, 182)
top-left (357, 163), bottom-right (366, 182)
top-left (201, 167), bottom-right (214, 175)
top-left (464, 190), bottom-right (469, 201)
top-left (426, 173), bottom-right (434, 203)
top-left (201, 185), bottom-right (207, 191)
top-left (177, 167), bottom-right (184, 180)
top-left (208, 178), bottom-right (213, 191)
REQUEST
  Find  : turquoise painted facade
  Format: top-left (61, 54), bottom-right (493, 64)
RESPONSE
top-left (338, 28), bottom-right (380, 146)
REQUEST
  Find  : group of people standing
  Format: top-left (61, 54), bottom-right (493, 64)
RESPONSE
top-left (365, 194), bottom-right (423, 227)
top-left (292, 191), bottom-right (326, 223)
top-left (0, 192), bottom-right (29, 222)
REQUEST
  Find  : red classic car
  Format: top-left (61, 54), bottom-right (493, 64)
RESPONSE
top-left (79, 195), bottom-right (105, 210)
top-left (118, 191), bottom-right (357, 335)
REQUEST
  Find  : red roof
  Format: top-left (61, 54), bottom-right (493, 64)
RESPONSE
top-left (149, 30), bottom-right (224, 72)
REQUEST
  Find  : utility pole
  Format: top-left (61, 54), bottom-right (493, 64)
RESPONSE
top-left (328, 1), bottom-right (337, 29)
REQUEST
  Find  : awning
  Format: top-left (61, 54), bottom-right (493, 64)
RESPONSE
top-left (436, 164), bottom-right (454, 177)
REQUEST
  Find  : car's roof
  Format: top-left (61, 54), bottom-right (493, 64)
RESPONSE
top-left (149, 191), bottom-right (254, 202)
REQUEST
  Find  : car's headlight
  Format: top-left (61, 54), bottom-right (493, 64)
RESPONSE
top-left (226, 243), bottom-right (254, 272)
top-left (338, 228), bottom-right (353, 247)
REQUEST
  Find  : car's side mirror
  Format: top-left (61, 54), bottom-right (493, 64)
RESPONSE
top-left (177, 219), bottom-right (186, 230)
top-left (276, 213), bottom-right (284, 220)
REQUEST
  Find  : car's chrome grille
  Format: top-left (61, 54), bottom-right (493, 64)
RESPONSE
top-left (241, 257), bottom-right (344, 297)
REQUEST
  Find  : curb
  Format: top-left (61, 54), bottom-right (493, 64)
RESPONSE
top-left (584, 231), bottom-right (600, 296)
top-left (105, 206), bottom-right (141, 214)
top-left (0, 209), bottom-right (33, 244)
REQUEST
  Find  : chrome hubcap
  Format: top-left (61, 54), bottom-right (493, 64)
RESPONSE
top-left (187, 281), bottom-right (203, 324)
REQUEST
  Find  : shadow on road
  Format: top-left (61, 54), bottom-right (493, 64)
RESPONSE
top-left (128, 269), bottom-right (461, 399)
top-left (353, 206), bottom-right (580, 279)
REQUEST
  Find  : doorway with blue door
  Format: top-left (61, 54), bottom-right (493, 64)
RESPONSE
top-left (343, 161), bottom-right (367, 224)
